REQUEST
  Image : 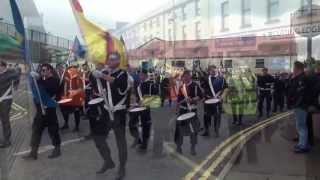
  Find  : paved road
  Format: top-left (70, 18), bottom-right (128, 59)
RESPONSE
top-left (1, 76), bottom-right (319, 180)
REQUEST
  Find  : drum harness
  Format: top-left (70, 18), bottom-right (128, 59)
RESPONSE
top-left (0, 82), bottom-right (13, 103)
top-left (96, 71), bottom-right (129, 121)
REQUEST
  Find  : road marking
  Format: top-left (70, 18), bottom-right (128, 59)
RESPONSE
top-left (163, 142), bottom-right (199, 170)
top-left (13, 137), bottom-right (85, 156)
top-left (184, 112), bottom-right (292, 180)
top-left (199, 112), bottom-right (291, 180)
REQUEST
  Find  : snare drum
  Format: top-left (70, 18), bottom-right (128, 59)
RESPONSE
top-left (87, 98), bottom-right (106, 118)
top-left (176, 112), bottom-right (200, 136)
top-left (204, 98), bottom-right (220, 105)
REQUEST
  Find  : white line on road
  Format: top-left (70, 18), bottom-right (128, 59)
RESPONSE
top-left (13, 137), bottom-right (85, 156)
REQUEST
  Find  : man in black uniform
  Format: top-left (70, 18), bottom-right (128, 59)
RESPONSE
top-left (176, 70), bottom-right (202, 155)
top-left (129, 70), bottom-right (156, 153)
top-left (257, 68), bottom-right (274, 118)
top-left (90, 52), bottom-right (129, 180)
top-left (0, 61), bottom-right (20, 148)
top-left (24, 64), bottom-right (62, 160)
top-left (201, 65), bottom-right (227, 137)
top-left (273, 73), bottom-right (286, 113)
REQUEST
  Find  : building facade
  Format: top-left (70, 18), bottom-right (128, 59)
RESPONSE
top-left (117, 0), bottom-right (320, 72)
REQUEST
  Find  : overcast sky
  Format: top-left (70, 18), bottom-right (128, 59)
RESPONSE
top-left (33, 0), bottom-right (169, 39)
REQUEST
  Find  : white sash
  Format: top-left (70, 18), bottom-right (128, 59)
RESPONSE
top-left (0, 85), bottom-right (13, 103)
top-left (208, 75), bottom-right (216, 98)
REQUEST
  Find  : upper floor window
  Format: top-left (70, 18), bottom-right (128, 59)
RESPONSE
top-left (242, 0), bottom-right (251, 27)
top-left (195, 21), bottom-right (201, 39)
top-left (195, 0), bottom-right (201, 16)
top-left (221, 1), bottom-right (229, 31)
top-left (267, 0), bottom-right (279, 22)
top-left (182, 5), bottom-right (187, 20)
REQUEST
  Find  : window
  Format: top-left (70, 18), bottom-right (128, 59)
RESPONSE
top-left (267, 0), bottom-right (279, 21)
top-left (149, 20), bottom-right (153, 29)
top-left (221, 1), bottom-right (229, 31)
top-left (195, 0), bottom-right (201, 16)
top-left (301, 0), bottom-right (310, 7)
top-left (168, 29), bottom-right (172, 41)
top-left (195, 21), bottom-right (201, 39)
top-left (224, 60), bottom-right (233, 68)
top-left (168, 11), bottom-right (172, 24)
top-left (256, 59), bottom-right (265, 68)
top-left (182, 25), bottom-right (187, 40)
top-left (181, 5), bottom-right (187, 20)
top-left (156, 17), bottom-right (160, 27)
top-left (242, 0), bottom-right (251, 27)
top-left (144, 23), bottom-right (147, 31)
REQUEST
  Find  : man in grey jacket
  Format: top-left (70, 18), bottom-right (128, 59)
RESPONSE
top-left (0, 61), bottom-right (19, 148)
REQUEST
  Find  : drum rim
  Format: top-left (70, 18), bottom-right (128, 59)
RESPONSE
top-left (205, 98), bottom-right (220, 104)
top-left (129, 107), bottom-right (147, 112)
top-left (88, 97), bottom-right (104, 105)
top-left (177, 112), bottom-right (196, 121)
top-left (58, 98), bottom-right (73, 103)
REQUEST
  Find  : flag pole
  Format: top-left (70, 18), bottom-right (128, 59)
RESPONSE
top-left (24, 18), bottom-right (46, 115)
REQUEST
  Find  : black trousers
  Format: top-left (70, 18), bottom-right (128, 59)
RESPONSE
top-left (258, 91), bottom-right (272, 115)
top-left (92, 110), bottom-right (127, 168)
top-left (306, 112), bottom-right (314, 146)
top-left (203, 102), bottom-right (221, 132)
top-left (30, 106), bottom-right (61, 148)
top-left (0, 100), bottom-right (12, 143)
top-left (175, 109), bottom-right (198, 147)
top-left (60, 106), bottom-right (81, 128)
top-left (273, 93), bottom-right (285, 112)
top-left (129, 108), bottom-right (151, 147)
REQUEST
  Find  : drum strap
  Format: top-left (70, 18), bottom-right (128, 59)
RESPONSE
top-left (0, 83), bottom-right (13, 103)
top-left (208, 75), bottom-right (216, 97)
top-left (137, 85), bottom-right (143, 101)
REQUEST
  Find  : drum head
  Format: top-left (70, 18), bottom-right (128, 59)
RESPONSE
top-left (177, 112), bottom-right (196, 121)
top-left (129, 107), bottom-right (147, 112)
top-left (58, 98), bottom-right (72, 104)
top-left (205, 98), bottom-right (220, 104)
top-left (88, 98), bottom-right (104, 105)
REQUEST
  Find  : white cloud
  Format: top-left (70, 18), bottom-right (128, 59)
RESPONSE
top-left (33, 0), bottom-right (169, 39)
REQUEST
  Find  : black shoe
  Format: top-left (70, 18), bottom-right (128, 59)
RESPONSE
top-left (60, 124), bottom-right (69, 130)
top-left (190, 146), bottom-right (196, 156)
top-left (115, 167), bottom-right (126, 180)
top-left (0, 141), bottom-right (11, 148)
top-left (23, 151), bottom-right (38, 161)
top-left (48, 146), bottom-right (61, 159)
top-left (176, 146), bottom-right (182, 154)
top-left (131, 138), bottom-right (142, 148)
top-left (292, 137), bottom-right (299, 142)
top-left (72, 127), bottom-right (80, 132)
top-left (258, 114), bottom-right (263, 118)
top-left (138, 144), bottom-right (148, 153)
top-left (201, 131), bottom-right (210, 137)
top-left (84, 134), bottom-right (93, 140)
top-left (96, 161), bottom-right (115, 174)
top-left (294, 147), bottom-right (310, 154)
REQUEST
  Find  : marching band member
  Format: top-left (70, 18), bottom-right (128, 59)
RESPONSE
top-left (201, 65), bottom-right (227, 137)
top-left (0, 61), bottom-right (20, 148)
top-left (257, 68), bottom-right (275, 118)
top-left (89, 52), bottom-right (129, 180)
top-left (129, 70), bottom-right (157, 153)
top-left (175, 70), bottom-right (203, 155)
top-left (24, 64), bottom-right (62, 160)
top-left (59, 66), bottom-right (85, 132)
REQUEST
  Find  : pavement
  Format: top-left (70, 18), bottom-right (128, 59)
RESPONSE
top-left (1, 76), bottom-right (320, 180)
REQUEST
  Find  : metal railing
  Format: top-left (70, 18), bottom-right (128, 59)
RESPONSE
top-left (0, 21), bottom-right (73, 63)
